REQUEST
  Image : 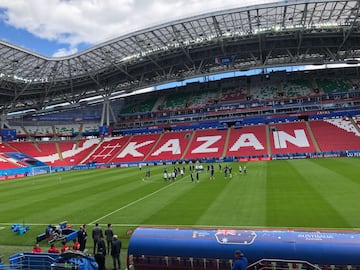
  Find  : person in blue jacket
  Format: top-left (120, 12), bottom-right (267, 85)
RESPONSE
top-left (231, 250), bottom-right (248, 270)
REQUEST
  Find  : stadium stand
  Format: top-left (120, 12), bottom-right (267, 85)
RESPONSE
top-left (269, 121), bottom-right (317, 155)
top-left (58, 138), bottom-right (100, 166)
top-left (0, 142), bottom-right (18, 152)
top-left (81, 122), bottom-right (101, 135)
top-left (0, 153), bottom-right (28, 168)
top-left (146, 131), bottom-right (194, 162)
top-left (182, 129), bottom-right (228, 160)
top-left (35, 142), bottom-right (59, 156)
top-left (11, 126), bottom-right (27, 138)
top-left (219, 86), bottom-right (247, 103)
top-left (226, 125), bottom-right (268, 158)
top-left (0, 154), bottom-right (22, 169)
top-left (0, 71), bottom-right (359, 176)
top-left (189, 88), bottom-right (220, 107)
top-left (9, 141), bottom-right (43, 156)
top-left (281, 79), bottom-right (313, 97)
top-left (325, 118), bottom-right (360, 137)
top-left (354, 116), bottom-right (360, 127)
top-left (250, 79), bottom-right (278, 100)
top-left (54, 123), bottom-right (81, 136)
top-left (23, 125), bottom-right (53, 137)
top-left (58, 141), bottom-right (79, 153)
top-left (163, 91), bottom-right (190, 110)
top-left (315, 78), bottom-right (350, 93)
top-left (121, 95), bottom-right (158, 114)
top-left (7, 139), bottom-right (101, 166)
top-left (110, 133), bottom-right (162, 163)
top-left (82, 136), bottom-right (131, 164)
top-left (309, 120), bottom-right (360, 152)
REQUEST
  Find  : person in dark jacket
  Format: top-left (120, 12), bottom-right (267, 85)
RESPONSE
top-left (92, 223), bottom-right (103, 254)
top-left (97, 235), bottom-right (107, 256)
top-left (104, 223), bottom-right (114, 255)
top-left (94, 248), bottom-right (106, 270)
top-left (77, 225), bottom-right (88, 252)
top-left (111, 235), bottom-right (121, 270)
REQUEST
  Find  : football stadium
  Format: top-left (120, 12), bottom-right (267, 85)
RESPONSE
top-left (0, 0), bottom-right (360, 269)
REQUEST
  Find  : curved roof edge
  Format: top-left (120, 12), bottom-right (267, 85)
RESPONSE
top-left (1, 0), bottom-right (344, 60)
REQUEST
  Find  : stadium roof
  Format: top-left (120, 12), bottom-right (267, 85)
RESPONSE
top-left (0, 0), bottom-right (359, 114)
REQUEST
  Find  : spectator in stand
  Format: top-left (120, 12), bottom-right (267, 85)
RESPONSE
top-left (105, 223), bottom-right (114, 255)
top-left (31, 243), bottom-right (42, 253)
top-left (92, 223), bottom-right (103, 254)
top-left (61, 240), bottom-right (70, 253)
top-left (48, 243), bottom-right (60, 254)
top-left (111, 235), bottom-right (122, 270)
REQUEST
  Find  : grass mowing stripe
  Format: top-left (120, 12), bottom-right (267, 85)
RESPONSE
top-left (119, 175), bottom-right (198, 225)
top-left (0, 158), bottom-right (359, 251)
top-left (309, 157), bottom-right (360, 184)
top-left (266, 159), bottom-right (351, 228)
top-left (289, 158), bottom-right (360, 228)
top-left (0, 168), bottom-right (164, 223)
top-left (196, 161), bottom-right (267, 227)
top-left (90, 175), bottom-right (190, 224)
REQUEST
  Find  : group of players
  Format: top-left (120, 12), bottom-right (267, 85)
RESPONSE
top-left (163, 166), bottom-right (185, 181)
top-left (155, 163), bottom-right (248, 182)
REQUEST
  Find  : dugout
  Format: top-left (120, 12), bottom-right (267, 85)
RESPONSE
top-left (127, 227), bottom-right (360, 270)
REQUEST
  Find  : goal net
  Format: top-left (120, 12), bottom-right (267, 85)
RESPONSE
top-left (30, 166), bottom-right (51, 176)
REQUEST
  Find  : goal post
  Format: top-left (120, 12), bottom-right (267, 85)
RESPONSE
top-left (30, 166), bottom-right (51, 176)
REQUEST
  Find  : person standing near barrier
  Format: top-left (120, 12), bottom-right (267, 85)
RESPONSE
top-left (77, 225), bottom-right (87, 252)
top-left (105, 223), bottom-right (114, 255)
top-left (97, 234), bottom-right (107, 256)
top-left (231, 250), bottom-right (248, 270)
top-left (111, 235), bottom-right (121, 270)
top-left (94, 248), bottom-right (106, 270)
top-left (92, 223), bottom-right (103, 254)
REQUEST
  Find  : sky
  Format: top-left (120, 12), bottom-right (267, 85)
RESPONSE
top-left (0, 0), bottom-right (278, 57)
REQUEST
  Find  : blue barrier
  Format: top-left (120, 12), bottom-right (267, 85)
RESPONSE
top-left (128, 227), bottom-right (360, 270)
top-left (9, 252), bottom-right (98, 270)
top-left (10, 252), bottom-right (59, 270)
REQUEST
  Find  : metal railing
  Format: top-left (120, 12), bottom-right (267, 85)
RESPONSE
top-left (248, 258), bottom-right (323, 270)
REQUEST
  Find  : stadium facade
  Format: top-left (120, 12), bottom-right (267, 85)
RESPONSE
top-left (0, 0), bottom-right (359, 174)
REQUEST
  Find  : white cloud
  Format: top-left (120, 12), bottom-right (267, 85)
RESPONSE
top-left (52, 47), bottom-right (78, 57)
top-left (0, 0), bottom-right (279, 55)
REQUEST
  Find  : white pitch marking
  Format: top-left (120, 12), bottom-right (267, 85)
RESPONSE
top-left (90, 176), bottom-right (188, 224)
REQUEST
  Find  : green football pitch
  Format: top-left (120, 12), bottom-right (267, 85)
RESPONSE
top-left (0, 157), bottom-right (359, 264)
